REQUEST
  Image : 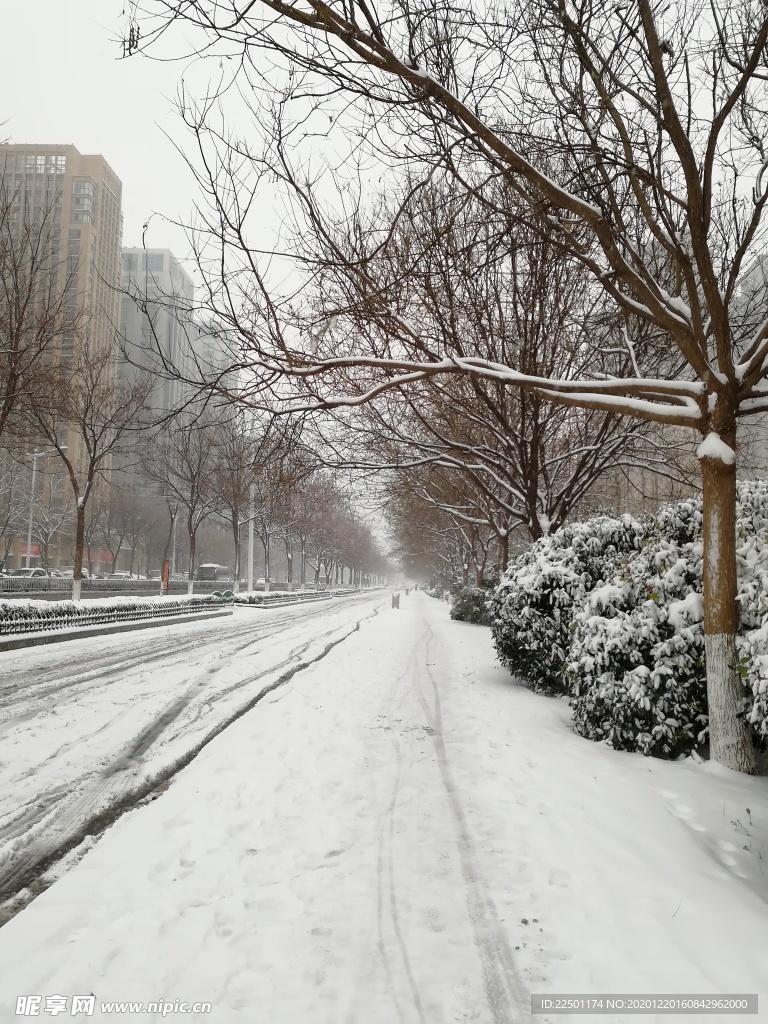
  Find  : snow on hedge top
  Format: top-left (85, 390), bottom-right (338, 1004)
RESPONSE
top-left (696, 432), bottom-right (736, 464)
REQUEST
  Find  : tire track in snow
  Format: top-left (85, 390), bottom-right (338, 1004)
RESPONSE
top-left (0, 600), bottom-right (384, 921)
top-left (0, 624), bottom-right (307, 858)
top-left (413, 622), bottom-right (531, 1024)
top-left (365, 640), bottom-right (431, 1024)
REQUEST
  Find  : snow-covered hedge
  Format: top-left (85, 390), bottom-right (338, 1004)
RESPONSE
top-left (493, 482), bottom-right (768, 758)
top-left (0, 593), bottom-right (229, 637)
top-left (450, 587), bottom-right (494, 625)
top-left (490, 513), bottom-right (644, 694)
top-left (233, 589), bottom-right (332, 606)
top-left (568, 507), bottom-right (707, 758)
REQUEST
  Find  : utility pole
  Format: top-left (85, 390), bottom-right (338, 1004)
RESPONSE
top-left (247, 482), bottom-right (254, 592)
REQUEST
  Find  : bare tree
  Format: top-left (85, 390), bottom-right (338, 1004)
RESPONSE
top-left (0, 452), bottom-right (26, 569)
top-left (143, 413), bottom-right (222, 593)
top-left (127, 0), bottom-right (768, 772)
top-left (0, 174), bottom-right (83, 443)
top-left (98, 482), bottom-right (146, 574)
top-left (31, 462), bottom-right (74, 567)
top-left (30, 338), bottom-right (153, 598)
top-left (212, 411), bottom-right (300, 591)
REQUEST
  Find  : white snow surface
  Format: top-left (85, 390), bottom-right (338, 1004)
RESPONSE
top-left (696, 432), bottom-right (737, 464)
top-left (0, 594), bottom-right (767, 1023)
top-left (0, 593), bottom-right (382, 908)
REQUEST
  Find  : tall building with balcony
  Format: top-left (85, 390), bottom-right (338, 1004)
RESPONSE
top-left (0, 145), bottom-right (123, 365)
top-left (0, 144), bottom-right (124, 569)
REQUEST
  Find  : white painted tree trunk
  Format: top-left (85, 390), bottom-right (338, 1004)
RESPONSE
top-left (701, 451), bottom-right (756, 774)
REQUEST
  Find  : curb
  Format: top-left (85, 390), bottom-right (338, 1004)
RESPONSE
top-left (0, 608), bottom-right (234, 653)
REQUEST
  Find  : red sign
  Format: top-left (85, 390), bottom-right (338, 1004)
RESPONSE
top-left (20, 544), bottom-right (40, 556)
top-left (85, 549), bottom-right (114, 563)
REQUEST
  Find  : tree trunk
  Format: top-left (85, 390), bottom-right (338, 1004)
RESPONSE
top-left (499, 530), bottom-right (509, 576)
top-left (300, 536), bottom-right (306, 590)
top-left (233, 534), bottom-right (241, 594)
top-left (264, 532), bottom-right (270, 592)
top-left (73, 505), bottom-right (85, 602)
top-left (187, 527), bottom-right (195, 596)
top-left (701, 451), bottom-right (756, 774)
top-left (232, 515), bottom-right (240, 594)
top-left (285, 536), bottom-right (293, 592)
top-left (162, 514), bottom-right (175, 596)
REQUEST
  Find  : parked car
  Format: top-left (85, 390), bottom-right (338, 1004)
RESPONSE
top-left (107, 571), bottom-right (134, 580)
top-left (59, 567), bottom-right (91, 579)
top-left (10, 567), bottom-right (50, 578)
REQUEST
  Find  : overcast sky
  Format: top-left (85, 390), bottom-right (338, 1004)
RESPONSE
top-left (1, 0), bottom-right (212, 277)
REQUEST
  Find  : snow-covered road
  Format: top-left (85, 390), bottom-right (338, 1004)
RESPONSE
top-left (1, 592), bottom-right (767, 1024)
top-left (0, 591), bottom-right (384, 913)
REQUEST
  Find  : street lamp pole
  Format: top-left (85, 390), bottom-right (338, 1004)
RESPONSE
top-left (247, 483), bottom-right (254, 592)
top-left (171, 515), bottom-right (178, 577)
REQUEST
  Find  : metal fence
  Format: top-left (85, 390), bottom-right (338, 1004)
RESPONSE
top-left (0, 577), bottom-right (360, 599)
top-left (0, 594), bottom-right (232, 637)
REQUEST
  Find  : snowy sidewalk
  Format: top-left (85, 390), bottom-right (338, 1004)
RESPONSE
top-left (1, 593), bottom-right (767, 1023)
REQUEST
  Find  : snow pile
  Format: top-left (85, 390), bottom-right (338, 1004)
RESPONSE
top-left (450, 587), bottom-right (493, 625)
top-left (0, 593), bottom-right (227, 636)
top-left (493, 481), bottom-right (768, 757)
top-left (490, 513), bottom-right (643, 694)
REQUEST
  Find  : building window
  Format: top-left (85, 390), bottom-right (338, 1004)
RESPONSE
top-left (145, 253), bottom-right (164, 272)
top-left (73, 180), bottom-right (94, 195)
top-left (36, 155), bottom-right (45, 174)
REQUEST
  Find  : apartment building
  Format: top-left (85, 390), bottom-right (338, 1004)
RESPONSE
top-left (0, 144), bottom-right (123, 570)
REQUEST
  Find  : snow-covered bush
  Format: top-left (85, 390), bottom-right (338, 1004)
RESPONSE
top-left (450, 587), bottom-right (493, 625)
top-left (490, 513), bottom-right (644, 693)
top-left (732, 480), bottom-right (768, 743)
top-left (568, 482), bottom-right (768, 756)
top-left (489, 481), bottom-right (768, 757)
top-left (568, 530), bottom-right (707, 758)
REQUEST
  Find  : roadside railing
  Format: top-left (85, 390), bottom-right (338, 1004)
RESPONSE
top-left (0, 593), bottom-right (233, 637)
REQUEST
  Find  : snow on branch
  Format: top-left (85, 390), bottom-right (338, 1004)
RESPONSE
top-left (696, 432), bottom-right (736, 465)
